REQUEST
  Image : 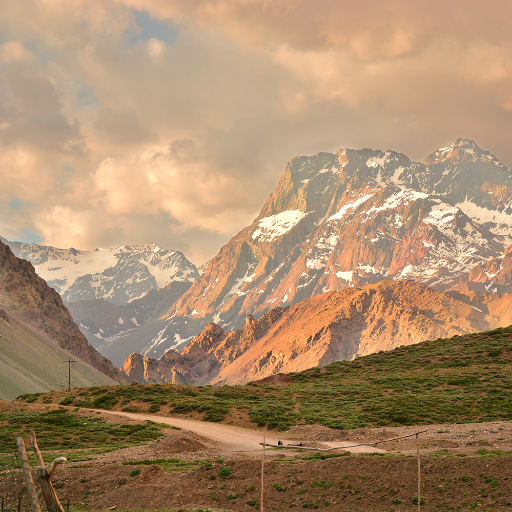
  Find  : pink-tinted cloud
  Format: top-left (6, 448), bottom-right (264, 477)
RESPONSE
top-left (1, 0), bottom-right (512, 263)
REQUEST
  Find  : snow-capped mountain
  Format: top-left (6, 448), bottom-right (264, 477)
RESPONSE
top-left (116, 138), bottom-right (512, 363)
top-left (0, 239), bottom-right (199, 305)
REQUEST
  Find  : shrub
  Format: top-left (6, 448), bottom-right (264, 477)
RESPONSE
top-left (219, 467), bottom-right (232, 478)
top-left (202, 408), bottom-right (227, 422)
top-left (121, 406), bottom-right (140, 413)
top-left (172, 402), bottom-right (197, 414)
top-left (130, 469), bottom-right (140, 477)
top-left (92, 394), bottom-right (118, 410)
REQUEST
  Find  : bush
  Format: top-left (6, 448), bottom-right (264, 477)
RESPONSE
top-left (121, 406), bottom-right (140, 413)
top-left (92, 394), bottom-right (118, 410)
top-left (219, 467), bottom-right (232, 478)
top-left (130, 469), bottom-right (140, 477)
top-left (172, 402), bottom-right (197, 414)
top-left (202, 408), bottom-right (227, 422)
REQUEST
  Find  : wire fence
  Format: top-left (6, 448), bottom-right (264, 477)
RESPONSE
top-left (0, 447), bottom-right (36, 512)
top-left (1, 437), bottom-right (72, 512)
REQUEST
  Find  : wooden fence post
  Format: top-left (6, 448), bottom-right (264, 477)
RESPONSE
top-left (14, 438), bottom-right (41, 512)
top-left (38, 467), bottom-right (65, 512)
top-left (416, 432), bottom-right (421, 512)
top-left (261, 426), bottom-right (266, 512)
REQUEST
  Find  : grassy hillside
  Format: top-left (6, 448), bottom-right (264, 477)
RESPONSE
top-left (18, 325), bottom-right (512, 431)
top-left (0, 315), bottom-right (116, 400)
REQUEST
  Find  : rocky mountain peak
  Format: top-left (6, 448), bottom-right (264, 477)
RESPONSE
top-left (52, 139), bottom-right (512, 368)
top-left (423, 138), bottom-right (502, 167)
top-left (122, 138), bottom-right (512, 363)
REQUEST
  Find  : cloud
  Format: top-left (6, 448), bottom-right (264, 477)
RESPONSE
top-left (146, 37), bottom-right (166, 58)
top-left (1, 0), bottom-right (512, 265)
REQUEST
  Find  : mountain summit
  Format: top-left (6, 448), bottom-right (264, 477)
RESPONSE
top-left (0, 239), bottom-right (199, 305)
top-left (71, 140), bottom-right (512, 364)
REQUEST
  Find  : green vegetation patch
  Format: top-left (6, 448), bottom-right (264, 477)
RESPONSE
top-left (16, 325), bottom-right (512, 432)
top-left (123, 457), bottom-right (205, 473)
top-left (0, 408), bottom-right (166, 452)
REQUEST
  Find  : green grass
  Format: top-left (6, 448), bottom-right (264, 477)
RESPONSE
top-left (0, 408), bottom-right (166, 453)
top-left (123, 457), bottom-right (206, 473)
top-left (17, 325), bottom-right (512, 431)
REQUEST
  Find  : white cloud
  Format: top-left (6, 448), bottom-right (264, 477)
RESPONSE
top-left (1, 0), bottom-right (512, 265)
top-left (146, 38), bottom-right (166, 58)
top-left (0, 41), bottom-right (34, 63)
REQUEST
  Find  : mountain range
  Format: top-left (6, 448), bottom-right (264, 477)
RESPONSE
top-left (120, 279), bottom-right (512, 385)
top-left (4, 138), bottom-right (512, 379)
top-left (114, 138), bottom-right (512, 366)
top-left (0, 239), bottom-right (198, 305)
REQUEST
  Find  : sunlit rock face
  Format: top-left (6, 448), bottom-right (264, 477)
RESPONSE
top-left (120, 280), bottom-right (512, 385)
top-left (124, 139), bottom-right (512, 363)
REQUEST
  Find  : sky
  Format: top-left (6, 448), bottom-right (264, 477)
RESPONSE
top-left (1, 0), bottom-right (512, 264)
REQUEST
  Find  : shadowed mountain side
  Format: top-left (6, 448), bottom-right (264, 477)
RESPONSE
top-left (66, 281), bottom-right (192, 358)
top-left (0, 311), bottom-right (116, 400)
top-left (121, 280), bottom-right (512, 385)
top-left (0, 240), bottom-right (122, 381)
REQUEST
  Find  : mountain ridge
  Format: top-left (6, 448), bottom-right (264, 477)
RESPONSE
top-left (121, 138), bottom-right (512, 363)
top-left (0, 238), bottom-right (199, 305)
top-left (0, 240), bottom-right (122, 382)
top-left (121, 279), bottom-right (512, 385)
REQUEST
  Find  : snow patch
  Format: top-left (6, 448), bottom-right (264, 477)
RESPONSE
top-left (252, 210), bottom-right (307, 242)
top-left (336, 271), bottom-right (353, 281)
top-left (424, 204), bottom-right (459, 226)
top-left (329, 193), bottom-right (376, 222)
top-left (456, 198), bottom-right (512, 236)
top-left (366, 155), bottom-right (388, 168)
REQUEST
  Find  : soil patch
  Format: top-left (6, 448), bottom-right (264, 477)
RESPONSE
top-left (21, 454), bottom-right (512, 511)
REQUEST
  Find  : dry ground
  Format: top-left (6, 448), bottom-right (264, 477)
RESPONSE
top-left (3, 403), bottom-right (512, 511)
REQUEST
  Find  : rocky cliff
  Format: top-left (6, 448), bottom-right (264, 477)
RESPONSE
top-left (118, 138), bottom-right (512, 363)
top-left (0, 240), bottom-right (122, 381)
top-left (120, 280), bottom-right (512, 385)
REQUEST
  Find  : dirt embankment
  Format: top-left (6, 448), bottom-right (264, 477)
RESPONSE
top-left (37, 454), bottom-right (512, 511)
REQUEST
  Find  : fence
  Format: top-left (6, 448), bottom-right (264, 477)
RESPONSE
top-left (0, 448), bottom-right (37, 512)
top-left (0, 433), bottom-right (70, 512)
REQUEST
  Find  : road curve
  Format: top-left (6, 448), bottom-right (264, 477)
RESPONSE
top-left (102, 410), bottom-right (386, 455)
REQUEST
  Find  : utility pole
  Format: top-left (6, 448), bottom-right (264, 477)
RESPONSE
top-left (63, 357), bottom-right (76, 389)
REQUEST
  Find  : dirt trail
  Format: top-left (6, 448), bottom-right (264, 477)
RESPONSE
top-left (102, 410), bottom-right (385, 455)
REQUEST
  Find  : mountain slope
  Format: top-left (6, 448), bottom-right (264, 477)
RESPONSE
top-left (67, 281), bottom-right (192, 366)
top-left (121, 280), bottom-right (512, 385)
top-left (0, 240), bottom-right (122, 381)
top-left (0, 310), bottom-right (116, 400)
top-left (118, 139), bottom-right (512, 363)
top-left (0, 238), bottom-right (198, 305)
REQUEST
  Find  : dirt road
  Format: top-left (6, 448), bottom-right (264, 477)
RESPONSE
top-left (102, 410), bottom-right (386, 455)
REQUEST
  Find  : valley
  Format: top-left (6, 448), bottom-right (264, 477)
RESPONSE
top-left (3, 325), bottom-right (512, 511)
top-left (5, 140), bottom-right (512, 371)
